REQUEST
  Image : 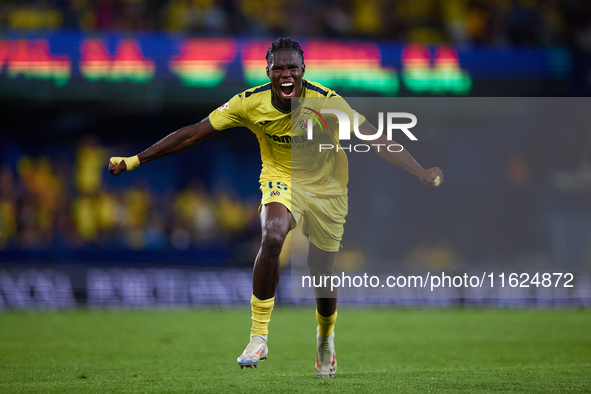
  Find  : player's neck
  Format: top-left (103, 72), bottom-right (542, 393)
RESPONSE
top-left (271, 91), bottom-right (291, 112)
top-left (271, 87), bottom-right (304, 112)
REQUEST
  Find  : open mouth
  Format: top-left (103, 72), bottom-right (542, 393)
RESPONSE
top-left (279, 82), bottom-right (295, 99)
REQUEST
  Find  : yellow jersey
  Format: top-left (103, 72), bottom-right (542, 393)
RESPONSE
top-left (208, 80), bottom-right (365, 198)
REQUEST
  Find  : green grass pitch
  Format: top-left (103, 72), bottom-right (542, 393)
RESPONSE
top-left (1, 308), bottom-right (590, 393)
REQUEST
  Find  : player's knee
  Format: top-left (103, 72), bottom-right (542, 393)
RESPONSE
top-left (307, 257), bottom-right (334, 277)
top-left (261, 231), bottom-right (286, 257)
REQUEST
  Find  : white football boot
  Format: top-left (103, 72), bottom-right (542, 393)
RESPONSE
top-left (237, 334), bottom-right (268, 369)
top-left (315, 328), bottom-right (337, 377)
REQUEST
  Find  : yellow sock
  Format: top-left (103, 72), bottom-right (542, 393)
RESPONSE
top-left (251, 294), bottom-right (274, 336)
top-left (316, 309), bottom-right (337, 338)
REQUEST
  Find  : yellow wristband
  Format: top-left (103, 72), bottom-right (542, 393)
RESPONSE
top-left (124, 155), bottom-right (140, 171)
top-left (110, 155), bottom-right (140, 171)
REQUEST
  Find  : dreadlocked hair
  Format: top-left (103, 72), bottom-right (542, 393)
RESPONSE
top-left (266, 38), bottom-right (304, 63)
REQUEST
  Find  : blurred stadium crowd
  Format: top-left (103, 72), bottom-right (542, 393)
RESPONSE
top-left (0, 137), bottom-right (259, 251)
top-left (1, 1), bottom-right (590, 266)
top-left (0, 0), bottom-right (590, 46)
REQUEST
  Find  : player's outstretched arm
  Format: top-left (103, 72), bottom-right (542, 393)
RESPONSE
top-left (358, 122), bottom-right (443, 187)
top-left (109, 117), bottom-right (217, 176)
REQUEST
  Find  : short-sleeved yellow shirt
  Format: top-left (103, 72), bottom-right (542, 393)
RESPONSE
top-left (208, 80), bottom-right (365, 198)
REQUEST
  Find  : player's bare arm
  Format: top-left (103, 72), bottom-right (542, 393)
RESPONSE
top-left (108, 117), bottom-right (217, 176)
top-left (358, 121), bottom-right (443, 187)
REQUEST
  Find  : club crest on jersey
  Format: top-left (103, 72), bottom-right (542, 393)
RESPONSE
top-left (299, 118), bottom-right (308, 132)
top-left (218, 102), bottom-right (229, 111)
top-left (270, 191), bottom-right (281, 197)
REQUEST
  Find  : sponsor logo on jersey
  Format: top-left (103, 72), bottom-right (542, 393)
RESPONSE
top-left (270, 190), bottom-right (281, 197)
top-left (218, 102), bottom-right (229, 111)
top-left (265, 133), bottom-right (307, 144)
top-left (264, 133), bottom-right (315, 149)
